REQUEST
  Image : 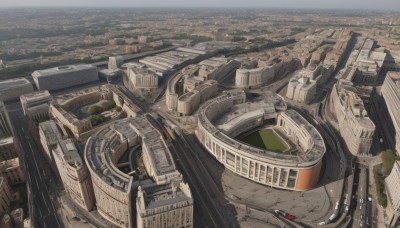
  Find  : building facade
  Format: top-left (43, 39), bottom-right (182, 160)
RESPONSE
top-left (20, 90), bottom-right (52, 121)
top-left (381, 71), bottom-right (400, 155)
top-left (128, 68), bottom-right (159, 90)
top-left (136, 181), bottom-right (194, 228)
top-left (385, 161), bottom-right (400, 227)
top-left (235, 66), bottom-right (275, 89)
top-left (0, 158), bottom-right (25, 185)
top-left (53, 139), bottom-right (95, 211)
top-left (38, 120), bottom-right (63, 161)
top-left (286, 76), bottom-right (316, 104)
top-left (0, 176), bottom-right (12, 214)
top-left (330, 81), bottom-right (375, 155)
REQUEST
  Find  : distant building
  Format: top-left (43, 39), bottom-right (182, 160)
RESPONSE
top-left (38, 120), bottom-right (63, 161)
top-left (108, 55), bottom-right (124, 70)
top-left (20, 90), bottom-right (52, 121)
top-left (0, 176), bottom-right (12, 214)
top-left (138, 36), bottom-right (153, 44)
top-left (381, 71), bottom-right (400, 155)
top-left (53, 139), bottom-right (94, 211)
top-left (0, 158), bottom-right (25, 185)
top-left (385, 161), bottom-right (400, 227)
top-left (32, 65), bottom-right (99, 91)
top-left (0, 78), bottom-right (33, 102)
top-left (330, 81), bottom-right (375, 155)
top-left (136, 181), bottom-right (194, 228)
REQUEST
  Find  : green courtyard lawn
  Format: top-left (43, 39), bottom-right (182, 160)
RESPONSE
top-left (240, 128), bottom-right (288, 152)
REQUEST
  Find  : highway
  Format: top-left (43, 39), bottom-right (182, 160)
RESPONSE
top-left (6, 101), bottom-right (63, 228)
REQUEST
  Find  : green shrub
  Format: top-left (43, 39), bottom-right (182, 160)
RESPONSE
top-left (115, 106), bottom-right (122, 112)
top-left (373, 165), bottom-right (387, 208)
top-left (101, 100), bottom-right (116, 111)
top-left (381, 149), bottom-right (400, 175)
top-left (89, 105), bottom-right (103, 115)
top-left (90, 114), bottom-right (109, 126)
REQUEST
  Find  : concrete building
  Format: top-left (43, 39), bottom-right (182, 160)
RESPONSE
top-left (166, 57), bottom-right (237, 116)
top-left (0, 210), bottom-right (23, 228)
top-left (196, 91), bottom-right (325, 191)
top-left (0, 102), bottom-right (13, 139)
top-left (53, 139), bottom-right (94, 211)
top-left (345, 38), bottom-right (387, 84)
top-left (20, 90), bottom-right (52, 121)
top-left (85, 117), bottom-right (188, 227)
top-left (197, 57), bottom-right (240, 81)
top-left (0, 78), bottom-right (33, 102)
top-left (0, 158), bottom-right (25, 185)
top-left (138, 36), bottom-right (153, 44)
top-left (381, 71), bottom-right (400, 155)
top-left (0, 102), bottom-right (18, 162)
top-left (109, 56), bottom-right (124, 70)
top-left (235, 66), bottom-right (275, 89)
top-left (136, 181), bottom-right (194, 228)
top-left (128, 67), bottom-right (159, 90)
top-left (0, 138), bottom-right (18, 162)
top-left (38, 120), bottom-right (63, 161)
top-left (0, 176), bottom-right (12, 214)
top-left (50, 84), bottom-right (142, 140)
top-left (286, 76), bottom-right (317, 104)
top-left (177, 80), bottom-right (218, 116)
top-left (385, 161), bottom-right (400, 227)
top-left (32, 64), bottom-right (99, 91)
top-left (330, 81), bottom-right (375, 155)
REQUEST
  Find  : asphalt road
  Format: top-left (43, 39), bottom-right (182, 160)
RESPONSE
top-left (6, 101), bottom-right (63, 228)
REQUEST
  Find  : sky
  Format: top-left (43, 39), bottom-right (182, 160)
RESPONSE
top-left (0, 0), bottom-right (399, 11)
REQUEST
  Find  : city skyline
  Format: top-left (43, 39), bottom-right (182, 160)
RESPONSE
top-left (0, 0), bottom-right (399, 11)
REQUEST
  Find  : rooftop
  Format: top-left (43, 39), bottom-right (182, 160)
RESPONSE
top-left (0, 78), bottom-right (31, 90)
top-left (32, 64), bottom-right (96, 77)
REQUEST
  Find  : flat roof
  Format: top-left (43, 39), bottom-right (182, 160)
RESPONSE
top-left (0, 78), bottom-right (31, 90)
top-left (32, 64), bottom-right (96, 77)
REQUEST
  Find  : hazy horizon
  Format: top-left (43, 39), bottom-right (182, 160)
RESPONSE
top-left (0, 0), bottom-right (399, 12)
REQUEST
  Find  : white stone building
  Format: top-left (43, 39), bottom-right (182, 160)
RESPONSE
top-left (136, 181), bottom-right (193, 228)
top-left (330, 81), bottom-right (375, 155)
top-left (53, 139), bottom-right (95, 211)
top-left (20, 90), bottom-right (52, 121)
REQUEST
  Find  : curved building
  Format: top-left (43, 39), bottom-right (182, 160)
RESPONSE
top-left (235, 66), bottom-right (275, 89)
top-left (330, 81), bottom-right (375, 155)
top-left (196, 91), bottom-right (325, 191)
top-left (84, 116), bottom-right (190, 227)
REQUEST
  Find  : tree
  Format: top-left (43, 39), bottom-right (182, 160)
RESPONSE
top-left (89, 105), bottom-right (103, 115)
